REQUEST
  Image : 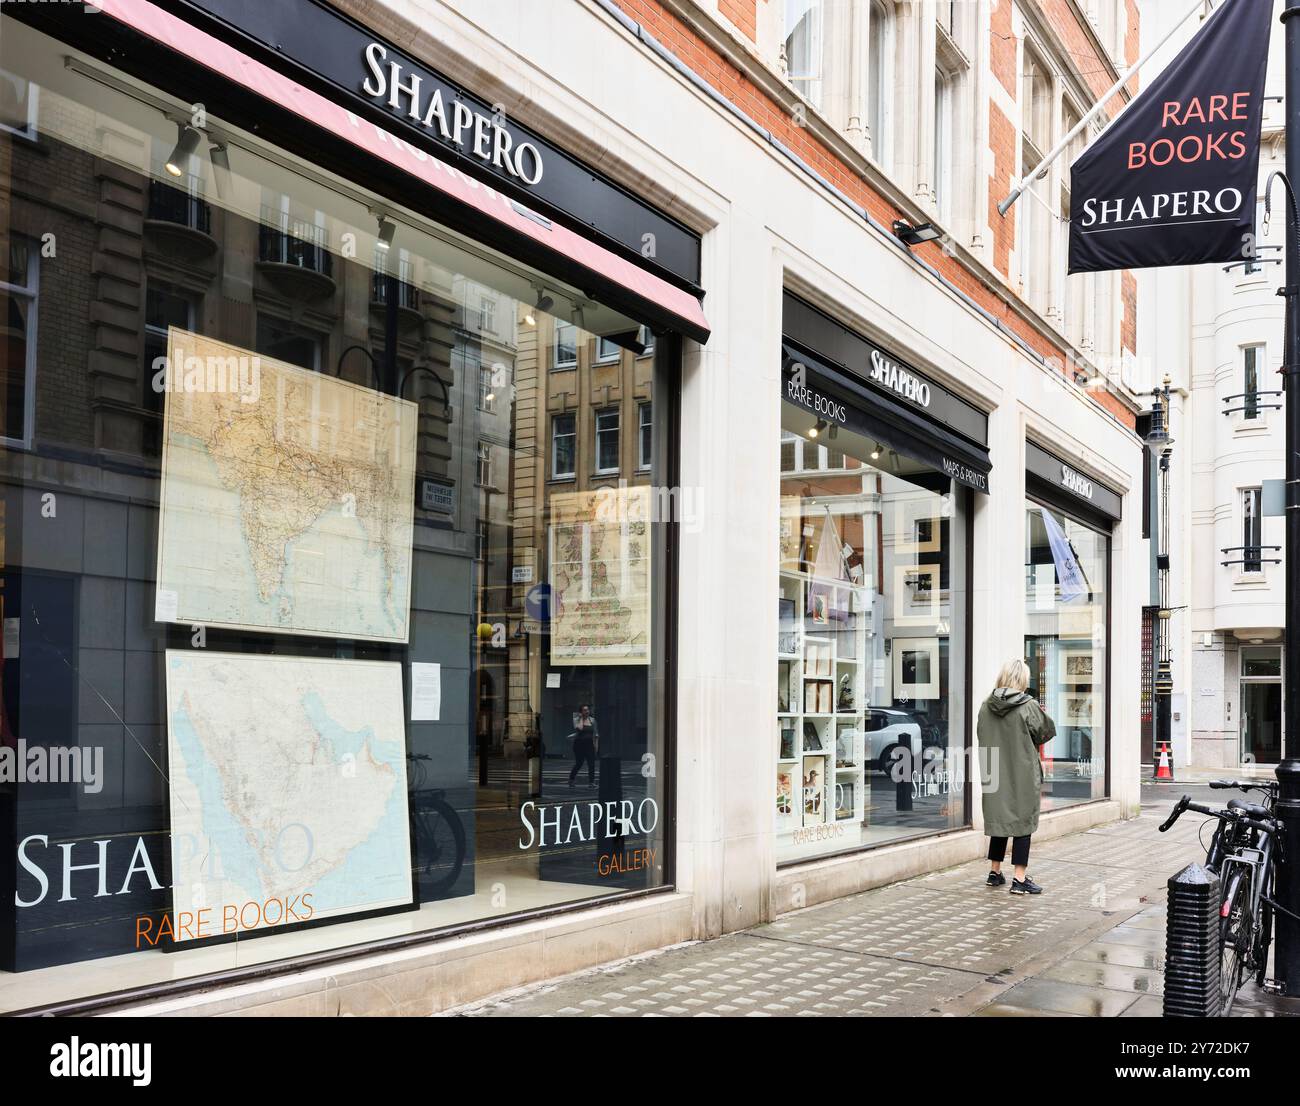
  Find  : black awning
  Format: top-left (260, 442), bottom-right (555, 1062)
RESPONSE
top-left (782, 342), bottom-right (991, 494)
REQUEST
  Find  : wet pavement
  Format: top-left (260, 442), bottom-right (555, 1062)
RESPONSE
top-left (448, 781), bottom-right (1300, 1017)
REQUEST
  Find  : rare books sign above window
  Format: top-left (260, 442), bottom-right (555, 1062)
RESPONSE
top-left (1068, 0), bottom-right (1271, 274)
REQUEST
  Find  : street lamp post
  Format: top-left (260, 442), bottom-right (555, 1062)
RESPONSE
top-left (1145, 377), bottom-right (1174, 780)
top-left (1274, 0), bottom-right (1300, 995)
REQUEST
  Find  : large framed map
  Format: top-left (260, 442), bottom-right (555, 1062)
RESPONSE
top-left (549, 486), bottom-right (652, 666)
top-left (155, 329), bottom-right (417, 642)
top-left (165, 651), bottom-right (412, 939)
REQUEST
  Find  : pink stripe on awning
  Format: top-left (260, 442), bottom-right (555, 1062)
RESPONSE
top-left (92, 0), bottom-right (710, 341)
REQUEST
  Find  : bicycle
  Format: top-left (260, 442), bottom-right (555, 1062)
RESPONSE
top-left (406, 753), bottom-right (467, 898)
top-left (1159, 778), bottom-right (1295, 1014)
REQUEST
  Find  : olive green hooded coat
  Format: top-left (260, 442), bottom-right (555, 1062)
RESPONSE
top-left (977, 688), bottom-right (1056, 839)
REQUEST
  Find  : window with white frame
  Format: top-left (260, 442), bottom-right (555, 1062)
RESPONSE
top-left (933, 66), bottom-right (954, 222)
top-left (595, 336), bottom-right (621, 363)
top-left (553, 321), bottom-right (577, 369)
top-left (638, 402), bottom-right (653, 470)
top-left (0, 68), bottom-right (38, 140)
top-left (1242, 487), bottom-right (1263, 572)
top-left (552, 413), bottom-right (576, 479)
top-left (784, 0), bottom-right (824, 109)
top-left (595, 408), bottom-right (620, 474)
top-left (476, 441), bottom-right (493, 487)
top-left (1018, 48), bottom-right (1054, 310)
top-left (477, 362), bottom-right (497, 413)
top-left (638, 325), bottom-right (655, 356)
top-left (1243, 344), bottom-right (1264, 420)
top-left (1060, 105), bottom-right (1089, 345)
top-left (866, 1), bottom-right (891, 167)
top-left (478, 294), bottom-right (496, 335)
top-left (2, 236), bottom-right (39, 446)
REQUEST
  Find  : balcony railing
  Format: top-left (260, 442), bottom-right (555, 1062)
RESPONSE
top-left (148, 177), bottom-right (211, 234)
top-left (258, 205), bottom-right (333, 276)
top-left (371, 271), bottom-right (421, 310)
top-left (1222, 390), bottom-right (1282, 418)
top-left (1221, 545), bottom-right (1281, 569)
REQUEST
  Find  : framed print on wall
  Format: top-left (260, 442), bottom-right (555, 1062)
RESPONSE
top-left (893, 637), bottom-right (940, 700)
top-left (892, 563), bottom-right (941, 625)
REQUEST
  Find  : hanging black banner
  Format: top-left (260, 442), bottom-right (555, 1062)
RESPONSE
top-left (1068, 0), bottom-right (1272, 274)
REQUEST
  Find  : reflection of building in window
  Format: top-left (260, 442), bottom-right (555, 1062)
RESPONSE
top-left (553, 320), bottom-right (577, 368)
top-left (477, 362), bottom-right (496, 412)
top-left (595, 336), bottom-right (620, 363)
top-left (256, 315), bottom-right (322, 372)
top-left (595, 408), bottom-right (620, 474)
top-left (552, 412), bottom-right (576, 478)
top-left (476, 518), bottom-right (490, 562)
top-left (638, 402), bottom-right (652, 470)
top-left (142, 286), bottom-right (193, 455)
top-left (477, 441), bottom-right (493, 487)
top-left (478, 294), bottom-right (496, 335)
top-left (1, 236), bottom-right (38, 446)
top-left (0, 68), bottom-right (38, 140)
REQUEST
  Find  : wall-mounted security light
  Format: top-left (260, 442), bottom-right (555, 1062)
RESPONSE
top-left (165, 122), bottom-right (202, 177)
top-left (375, 214), bottom-right (397, 251)
top-left (892, 219), bottom-right (941, 247)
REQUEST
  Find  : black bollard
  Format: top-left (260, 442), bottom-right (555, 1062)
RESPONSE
top-left (1163, 862), bottom-right (1221, 1017)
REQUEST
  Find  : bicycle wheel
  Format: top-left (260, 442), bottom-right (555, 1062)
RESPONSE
top-left (411, 796), bottom-right (466, 898)
top-left (1218, 866), bottom-right (1253, 1016)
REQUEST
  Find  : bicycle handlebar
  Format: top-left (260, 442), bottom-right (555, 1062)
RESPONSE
top-left (1209, 778), bottom-right (1280, 794)
top-left (1159, 794), bottom-right (1277, 837)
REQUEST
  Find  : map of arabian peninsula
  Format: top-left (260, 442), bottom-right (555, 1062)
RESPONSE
top-left (166, 651), bottom-right (412, 936)
top-left (155, 329), bottom-right (417, 642)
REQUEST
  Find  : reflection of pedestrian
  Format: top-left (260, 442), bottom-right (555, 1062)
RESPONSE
top-left (568, 704), bottom-right (598, 787)
top-left (978, 659), bottom-right (1056, 896)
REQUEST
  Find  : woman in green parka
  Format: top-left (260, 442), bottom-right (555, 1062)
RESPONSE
top-left (977, 658), bottom-right (1056, 895)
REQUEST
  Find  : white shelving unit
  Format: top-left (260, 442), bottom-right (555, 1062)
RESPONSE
top-left (776, 569), bottom-right (868, 851)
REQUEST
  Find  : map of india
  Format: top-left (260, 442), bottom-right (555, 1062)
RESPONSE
top-left (166, 651), bottom-right (412, 937)
top-left (155, 329), bottom-right (417, 642)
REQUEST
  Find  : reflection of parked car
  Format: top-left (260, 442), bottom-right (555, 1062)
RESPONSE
top-left (866, 708), bottom-right (923, 775)
top-left (908, 711), bottom-right (945, 750)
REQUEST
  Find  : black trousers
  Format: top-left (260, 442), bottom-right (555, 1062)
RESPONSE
top-left (988, 834), bottom-right (1031, 867)
top-left (569, 737), bottom-right (597, 783)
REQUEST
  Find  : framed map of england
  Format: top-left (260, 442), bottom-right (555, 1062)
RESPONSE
top-left (154, 329), bottom-right (418, 642)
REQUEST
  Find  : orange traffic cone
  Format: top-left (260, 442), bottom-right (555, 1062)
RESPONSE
top-left (1155, 739), bottom-right (1173, 781)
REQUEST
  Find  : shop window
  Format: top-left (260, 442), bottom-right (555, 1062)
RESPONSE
top-left (552, 413), bottom-right (576, 478)
top-left (776, 387), bottom-right (970, 863)
top-left (1, 236), bottom-right (38, 446)
top-left (595, 408), bottom-right (620, 474)
top-left (553, 320), bottom-right (577, 369)
top-left (784, 0), bottom-right (824, 109)
top-left (638, 402), bottom-right (653, 470)
top-left (0, 12), bottom-right (672, 1010)
top-left (1024, 502), bottom-right (1109, 808)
